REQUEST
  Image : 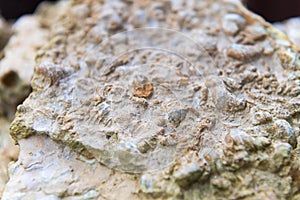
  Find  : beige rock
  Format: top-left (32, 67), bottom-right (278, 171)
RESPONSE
top-left (275, 18), bottom-right (300, 47)
top-left (0, 118), bottom-right (18, 197)
top-left (4, 0), bottom-right (300, 199)
top-left (0, 1), bottom-right (68, 119)
top-left (2, 135), bottom-right (139, 200)
top-left (0, 1), bottom-right (70, 197)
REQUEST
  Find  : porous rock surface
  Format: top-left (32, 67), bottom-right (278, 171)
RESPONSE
top-left (0, 1), bottom-right (68, 197)
top-left (4, 0), bottom-right (300, 199)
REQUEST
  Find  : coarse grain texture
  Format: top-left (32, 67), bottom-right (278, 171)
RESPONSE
top-left (3, 0), bottom-right (300, 199)
top-left (0, 1), bottom-right (69, 197)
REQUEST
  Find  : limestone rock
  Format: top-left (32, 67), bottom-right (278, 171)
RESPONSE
top-left (3, 135), bottom-right (138, 200)
top-left (4, 0), bottom-right (300, 199)
top-left (0, 12), bottom-right (47, 197)
top-left (0, 118), bottom-right (18, 197)
top-left (0, 1), bottom-right (69, 197)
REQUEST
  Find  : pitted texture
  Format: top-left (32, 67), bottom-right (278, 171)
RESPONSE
top-left (5, 0), bottom-right (300, 199)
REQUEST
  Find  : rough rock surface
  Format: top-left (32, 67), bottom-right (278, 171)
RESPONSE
top-left (4, 135), bottom-right (139, 200)
top-left (0, 1), bottom-right (68, 197)
top-left (4, 0), bottom-right (300, 199)
top-left (0, 15), bottom-right (42, 197)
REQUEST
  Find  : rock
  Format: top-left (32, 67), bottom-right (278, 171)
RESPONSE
top-left (226, 44), bottom-right (263, 60)
top-left (271, 142), bottom-right (292, 171)
top-left (273, 119), bottom-right (296, 148)
top-left (173, 154), bottom-right (210, 188)
top-left (222, 13), bottom-right (247, 36)
top-left (3, 0), bottom-right (300, 199)
top-left (0, 2), bottom-right (67, 119)
top-left (2, 135), bottom-right (138, 200)
top-left (0, 16), bottom-right (48, 85)
top-left (0, 1), bottom-right (69, 197)
top-left (0, 118), bottom-right (18, 197)
top-left (274, 17), bottom-right (300, 47)
top-left (0, 1), bottom-right (69, 85)
top-left (211, 176), bottom-right (231, 190)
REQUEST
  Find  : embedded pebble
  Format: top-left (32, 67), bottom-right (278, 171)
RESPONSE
top-left (128, 10), bottom-right (147, 28)
top-left (272, 142), bottom-right (292, 170)
top-left (173, 157), bottom-right (209, 187)
top-left (167, 108), bottom-right (187, 127)
top-left (131, 74), bottom-right (153, 98)
top-left (212, 86), bottom-right (246, 113)
top-left (252, 111), bottom-right (272, 125)
top-left (211, 177), bottom-right (231, 190)
top-left (279, 49), bottom-right (300, 70)
top-left (226, 44), bottom-right (263, 60)
top-left (274, 119), bottom-right (296, 148)
top-left (225, 129), bottom-right (255, 151)
top-left (222, 13), bottom-right (247, 36)
top-left (245, 25), bottom-right (267, 41)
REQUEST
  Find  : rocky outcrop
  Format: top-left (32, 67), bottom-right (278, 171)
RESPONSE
top-left (0, 1), bottom-right (69, 196)
top-left (3, 0), bottom-right (300, 199)
top-left (0, 118), bottom-right (18, 196)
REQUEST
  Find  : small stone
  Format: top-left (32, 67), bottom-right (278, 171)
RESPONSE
top-left (226, 44), bottom-right (263, 60)
top-left (245, 25), bottom-right (267, 41)
top-left (252, 111), bottom-right (272, 125)
top-left (167, 108), bottom-right (187, 127)
top-left (253, 137), bottom-right (271, 150)
top-left (274, 119), bottom-right (296, 148)
top-left (272, 142), bottom-right (292, 170)
top-left (173, 159), bottom-right (207, 187)
top-left (279, 49), bottom-right (300, 70)
top-left (212, 86), bottom-right (246, 113)
top-left (129, 10), bottom-right (147, 28)
top-left (132, 74), bottom-right (153, 98)
top-left (225, 129), bottom-right (256, 151)
top-left (222, 13), bottom-right (246, 36)
top-left (211, 177), bottom-right (231, 190)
